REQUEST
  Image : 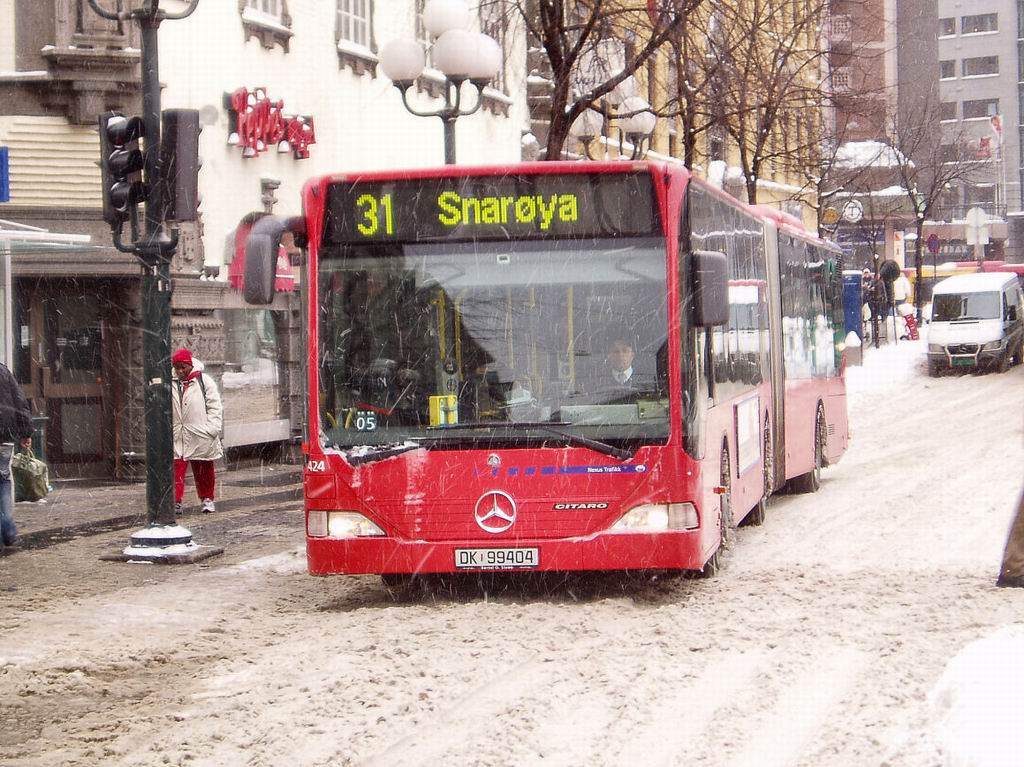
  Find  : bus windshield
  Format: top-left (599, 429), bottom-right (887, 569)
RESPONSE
top-left (317, 237), bottom-right (670, 452)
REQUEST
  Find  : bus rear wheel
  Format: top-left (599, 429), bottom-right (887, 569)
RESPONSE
top-left (790, 406), bottom-right (825, 494)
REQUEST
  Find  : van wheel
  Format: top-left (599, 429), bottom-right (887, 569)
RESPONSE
top-left (790, 405), bottom-right (825, 494)
top-left (928, 359), bottom-right (941, 377)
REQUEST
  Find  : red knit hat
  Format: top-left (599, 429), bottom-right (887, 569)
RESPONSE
top-left (171, 349), bottom-right (193, 366)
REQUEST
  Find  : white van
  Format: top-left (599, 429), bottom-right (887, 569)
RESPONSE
top-left (927, 273), bottom-right (1024, 375)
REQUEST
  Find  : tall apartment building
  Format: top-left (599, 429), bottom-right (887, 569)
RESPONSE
top-left (830, 0), bottom-right (892, 143)
top-left (935, 3), bottom-right (1021, 219)
top-left (892, 0), bottom-right (1021, 262)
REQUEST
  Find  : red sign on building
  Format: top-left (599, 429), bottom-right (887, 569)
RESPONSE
top-left (225, 87), bottom-right (316, 159)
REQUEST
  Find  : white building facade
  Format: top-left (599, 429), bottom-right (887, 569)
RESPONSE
top-left (0, 0), bottom-right (527, 478)
top-left (158, 0), bottom-right (528, 276)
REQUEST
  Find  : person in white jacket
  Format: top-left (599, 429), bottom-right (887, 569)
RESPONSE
top-left (171, 348), bottom-right (224, 514)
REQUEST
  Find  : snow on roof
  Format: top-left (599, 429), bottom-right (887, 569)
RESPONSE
top-left (836, 185), bottom-right (908, 199)
top-left (933, 272), bottom-right (1018, 294)
top-left (834, 141), bottom-right (907, 169)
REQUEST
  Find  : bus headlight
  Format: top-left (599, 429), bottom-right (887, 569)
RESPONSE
top-left (982, 341), bottom-right (1003, 351)
top-left (610, 503), bottom-right (699, 532)
top-left (928, 344), bottom-right (944, 353)
top-left (308, 511), bottom-right (385, 538)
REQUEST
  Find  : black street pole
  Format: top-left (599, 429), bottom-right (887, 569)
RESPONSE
top-left (394, 75), bottom-right (488, 166)
top-left (442, 112), bottom-right (457, 165)
top-left (89, 0), bottom-right (218, 562)
top-left (137, 13), bottom-right (175, 528)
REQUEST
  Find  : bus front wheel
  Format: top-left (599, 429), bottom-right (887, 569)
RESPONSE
top-left (381, 574), bottom-right (425, 600)
top-left (699, 445), bottom-right (732, 577)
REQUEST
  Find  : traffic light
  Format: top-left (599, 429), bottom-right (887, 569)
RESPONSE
top-left (98, 112), bottom-right (146, 228)
top-left (160, 109), bottom-right (201, 222)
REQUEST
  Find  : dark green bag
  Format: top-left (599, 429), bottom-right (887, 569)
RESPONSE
top-left (13, 449), bottom-right (49, 502)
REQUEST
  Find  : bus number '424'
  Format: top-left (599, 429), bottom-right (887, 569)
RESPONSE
top-left (306, 459), bottom-right (326, 472)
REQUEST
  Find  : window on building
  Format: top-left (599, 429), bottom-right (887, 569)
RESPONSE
top-left (247, 0), bottom-right (282, 20)
top-left (337, 0), bottom-right (372, 49)
top-left (795, 115), bottom-right (804, 166)
top-left (241, 0), bottom-right (292, 51)
top-left (939, 143), bottom-right (961, 164)
top-left (479, 1), bottom-right (507, 92)
top-left (832, 67), bottom-right (851, 91)
top-left (963, 98), bottom-right (999, 119)
top-left (940, 101), bottom-right (957, 121)
top-left (961, 13), bottom-right (998, 34)
top-left (667, 57), bottom-right (680, 101)
top-left (966, 184), bottom-right (996, 206)
top-left (709, 133), bottom-right (724, 161)
top-left (938, 17), bottom-right (955, 37)
top-left (832, 15), bottom-right (852, 39)
top-left (962, 56), bottom-right (999, 76)
top-left (940, 60), bottom-right (955, 79)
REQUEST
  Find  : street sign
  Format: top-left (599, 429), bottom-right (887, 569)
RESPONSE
top-left (842, 199), bottom-right (863, 223)
top-left (821, 206), bottom-right (841, 226)
top-left (926, 233), bottom-right (940, 254)
top-left (0, 146), bottom-right (9, 203)
top-left (965, 206), bottom-right (990, 246)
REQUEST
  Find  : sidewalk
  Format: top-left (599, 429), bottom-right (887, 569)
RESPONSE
top-left (12, 461), bottom-right (302, 548)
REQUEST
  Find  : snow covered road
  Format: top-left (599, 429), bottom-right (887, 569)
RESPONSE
top-left (2, 340), bottom-right (1023, 767)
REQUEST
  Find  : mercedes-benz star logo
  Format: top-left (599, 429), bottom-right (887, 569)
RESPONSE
top-left (474, 490), bottom-right (517, 534)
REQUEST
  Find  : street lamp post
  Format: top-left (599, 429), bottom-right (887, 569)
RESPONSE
top-left (379, 0), bottom-right (502, 165)
top-left (568, 78), bottom-right (658, 161)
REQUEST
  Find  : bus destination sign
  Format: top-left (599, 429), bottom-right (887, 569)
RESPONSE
top-left (323, 172), bottom-right (658, 243)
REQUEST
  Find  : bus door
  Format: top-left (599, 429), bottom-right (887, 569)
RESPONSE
top-left (762, 220), bottom-right (786, 489)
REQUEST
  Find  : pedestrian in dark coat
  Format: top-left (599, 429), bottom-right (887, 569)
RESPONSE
top-left (0, 362), bottom-right (34, 547)
top-left (997, 490), bottom-right (1024, 588)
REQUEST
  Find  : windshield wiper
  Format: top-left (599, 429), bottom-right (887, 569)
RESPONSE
top-left (426, 421), bottom-right (568, 430)
top-left (426, 421), bottom-right (632, 460)
top-left (533, 425), bottom-right (633, 461)
top-left (346, 442), bottom-right (424, 466)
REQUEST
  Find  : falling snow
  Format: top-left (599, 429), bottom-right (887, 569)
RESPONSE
top-left (0, 338), bottom-right (1022, 766)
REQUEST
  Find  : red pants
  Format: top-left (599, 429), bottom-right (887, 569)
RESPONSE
top-left (174, 459), bottom-right (216, 503)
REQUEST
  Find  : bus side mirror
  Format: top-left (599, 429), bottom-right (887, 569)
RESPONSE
top-left (244, 216), bottom-right (286, 305)
top-left (243, 216), bottom-right (306, 304)
top-left (690, 250), bottom-right (729, 327)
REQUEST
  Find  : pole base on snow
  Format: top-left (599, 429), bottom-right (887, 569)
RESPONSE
top-left (100, 524), bottom-right (224, 564)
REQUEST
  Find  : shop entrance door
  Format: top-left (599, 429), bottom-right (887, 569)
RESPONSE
top-left (38, 292), bottom-right (108, 471)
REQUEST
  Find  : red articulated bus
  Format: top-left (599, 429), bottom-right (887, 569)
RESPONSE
top-left (243, 161), bottom-right (848, 583)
